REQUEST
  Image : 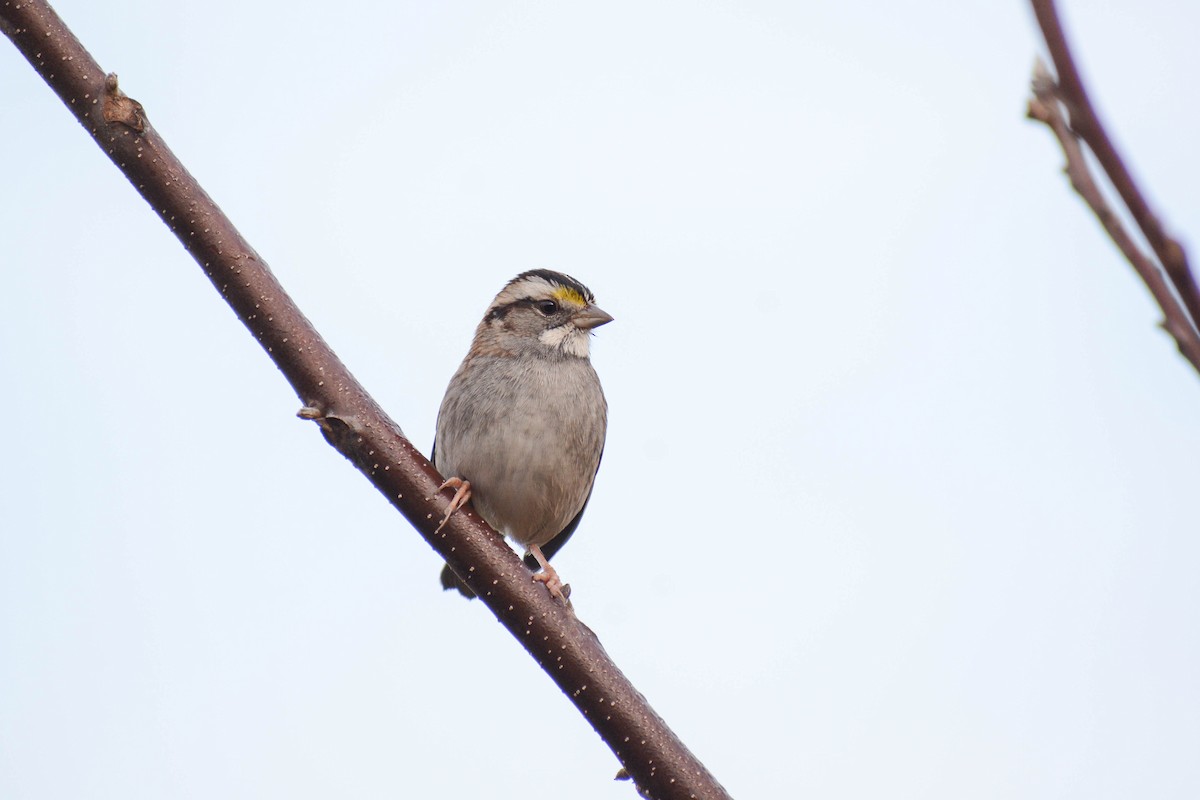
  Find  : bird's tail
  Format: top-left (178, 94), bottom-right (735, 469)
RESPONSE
top-left (439, 563), bottom-right (477, 598)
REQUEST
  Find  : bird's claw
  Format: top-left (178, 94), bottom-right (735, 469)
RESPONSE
top-left (529, 544), bottom-right (571, 605)
top-left (433, 476), bottom-right (472, 534)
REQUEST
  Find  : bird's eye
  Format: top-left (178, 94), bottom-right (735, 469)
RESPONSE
top-left (536, 300), bottom-right (558, 316)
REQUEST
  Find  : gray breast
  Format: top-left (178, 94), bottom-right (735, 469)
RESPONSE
top-left (434, 355), bottom-right (606, 547)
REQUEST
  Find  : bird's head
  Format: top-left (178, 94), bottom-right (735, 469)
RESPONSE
top-left (474, 269), bottom-right (613, 359)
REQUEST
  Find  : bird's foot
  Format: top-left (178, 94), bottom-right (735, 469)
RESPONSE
top-left (529, 544), bottom-right (571, 605)
top-left (432, 476), bottom-right (472, 534)
top-left (532, 568), bottom-right (568, 601)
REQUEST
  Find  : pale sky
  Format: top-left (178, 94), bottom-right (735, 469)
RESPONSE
top-left (3, 2), bottom-right (1199, 798)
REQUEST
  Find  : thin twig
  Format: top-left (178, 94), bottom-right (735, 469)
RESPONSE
top-left (1027, 62), bottom-right (1200, 373)
top-left (1028, 0), bottom-right (1200, 375)
top-left (0, 3), bottom-right (730, 798)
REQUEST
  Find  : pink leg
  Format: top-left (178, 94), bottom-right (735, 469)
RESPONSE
top-left (433, 477), bottom-right (472, 534)
top-left (528, 544), bottom-right (569, 603)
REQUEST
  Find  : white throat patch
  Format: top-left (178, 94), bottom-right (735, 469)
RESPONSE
top-left (539, 324), bottom-right (591, 358)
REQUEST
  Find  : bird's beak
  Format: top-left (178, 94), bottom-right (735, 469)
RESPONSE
top-left (572, 304), bottom-right (614, 330)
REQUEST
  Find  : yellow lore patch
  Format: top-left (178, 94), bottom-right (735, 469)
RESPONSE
top-left (551, 286), bottom-right (587, 307)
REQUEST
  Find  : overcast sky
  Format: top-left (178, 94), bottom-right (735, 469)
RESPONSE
top-left (3, 2), bottom-right (1199, 798)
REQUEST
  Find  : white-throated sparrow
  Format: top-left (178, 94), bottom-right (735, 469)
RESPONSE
top-left (432, 270), bottom-right (611, 601)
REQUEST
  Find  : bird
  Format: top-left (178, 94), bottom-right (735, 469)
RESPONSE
top-left (431, 269), bottom-right (611, 602)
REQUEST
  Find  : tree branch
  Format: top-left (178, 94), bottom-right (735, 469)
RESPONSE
top-left (1, 2), bottom-right (730, 798)
top-left (1027, 0), bottom-right (1200, 376)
